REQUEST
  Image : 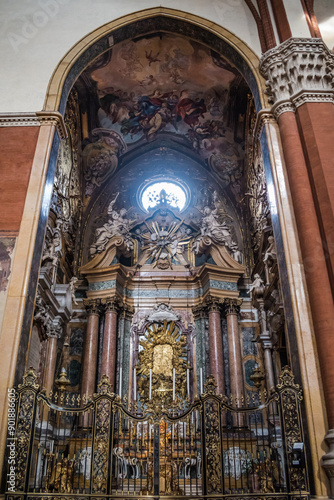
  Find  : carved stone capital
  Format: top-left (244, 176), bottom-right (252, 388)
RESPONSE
top-left (119, 302), bottom-right (135, 319)
top-left (101, 296), bottom-right (122, 313)
top-left (192, 304), bottom-right (207, 319)
top-left (222, 298), bottom-right (242, 316)
top-left (272, 100), bottom-right (296, 119)
top-left (83, 298), bottom-right (101, 315)
top-left (260, 38), bottom-right (334, 106)
top-left (204, 295), bottom-right (223, 313)
top-left (253, 110), bottom-right (275, 140)
top-left (46, 322), bottom-right (62, 339)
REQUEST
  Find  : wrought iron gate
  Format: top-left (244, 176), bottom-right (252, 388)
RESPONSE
top-left (5, 367), bottom-right (309, 500)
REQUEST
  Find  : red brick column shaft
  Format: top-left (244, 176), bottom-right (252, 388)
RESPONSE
top-left (296, 102), bottom-right (334, 290)
top-left (278, 110), bottom-right (334, 427)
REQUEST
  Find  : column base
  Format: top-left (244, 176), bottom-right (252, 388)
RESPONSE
top-left (322, 429), bottom-right (334, 498)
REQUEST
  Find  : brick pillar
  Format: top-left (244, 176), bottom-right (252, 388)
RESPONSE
top-left (277, 110), bottom-right (334, 427)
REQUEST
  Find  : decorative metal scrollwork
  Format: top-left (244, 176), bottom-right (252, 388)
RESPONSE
top-left (204, 401), bottom-right (222, 493)
top-left (92, 397), bottom-right (112, 493)
top-left (16, 367), bottom-right (39, 491)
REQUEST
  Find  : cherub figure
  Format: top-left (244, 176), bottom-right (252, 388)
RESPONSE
top-left (90, 193), bottom-right (135, 256)
top-left (69, 276), bottom-right (79, 305)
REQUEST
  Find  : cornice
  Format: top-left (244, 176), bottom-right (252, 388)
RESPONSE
top-left (253, 109), bottom-right (275, 140)
top-left (0, 111), bottom-right (67, 140)
top-left (291, 89), bottom-right (334, 108)
top-left (271, 99), bottom-right (295, 119)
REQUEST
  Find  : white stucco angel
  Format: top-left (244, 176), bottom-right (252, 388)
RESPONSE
top-left (200, 205), bottom-right (235, 249)
top-left (263, 235), bottom-right (277, 264)
top-left (90, 193), bottom-right (135, 256)
top-left (69, 276), bottom-right (79, 305)
top-left (248, 273), bottom-right (265, 296)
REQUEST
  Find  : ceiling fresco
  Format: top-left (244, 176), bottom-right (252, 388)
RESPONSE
top-left (83, 34), bottom-right (247, 184)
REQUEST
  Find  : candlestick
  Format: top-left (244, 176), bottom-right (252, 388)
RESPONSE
top-left (149, 369), bottom-right (152, 399)
top-left (119, 367), bottom-right (122, 398)
top-left (200, 368), bottom-right (203, 394)
top-left (133, 368), bottom-right (137, 400)
top-left (173, 368), bottom-right (175, 400)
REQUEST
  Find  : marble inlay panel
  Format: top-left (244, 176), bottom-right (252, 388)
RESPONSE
top-left (242, 327), bottom-right (257, 356)
top-left (89, 279), bottom-right (237, 295)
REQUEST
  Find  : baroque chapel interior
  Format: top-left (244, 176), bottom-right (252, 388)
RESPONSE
top-left (6, 3), bottom-right (334, 495)
top-left (17, 31), bottom-right (300, 498)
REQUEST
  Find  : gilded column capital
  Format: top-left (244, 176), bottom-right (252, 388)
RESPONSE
top-left (101, 296), bottom-right (122, 313)
top-left (192, 304), bottom-right (206, 319)
top-left (204, 295), bottom-right (223, 313)
top-left (222, 298), bottom-right (242, 316)
top-left (119, 303), bottom-right (135, 319)
top-left (83, 298), bottom-right (101, 315)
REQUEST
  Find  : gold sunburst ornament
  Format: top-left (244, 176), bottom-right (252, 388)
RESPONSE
top-left (140, 221), bottom-right (191, 269)
top-left (137, 320), bottom-right (189, 404)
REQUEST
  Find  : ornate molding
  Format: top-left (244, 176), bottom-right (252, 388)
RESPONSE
top-left (192, 304), bottom-right (206, 319)
top-left (101, 296), bottom-right (123, 313)
top-left (253, 109), bottom-right (275, 140)
top-left (83, 298), bottom-right (101, 315)
top-left (222, 297), bottom-right (242, 315)
top-left (204, 295), bottom-right (223, 313)
top-left (145, 303), bottom-right (181, 323)
top-left (46, 322), bottom-right (63, 339)
top-left (36, 111), bottom-right (67, 140)
top-left (271, 100), bottom-right (296, 119)
top-left (0, 111), bottom-right (67, 140)
top-left (292, 89), bottom-right (334, 107)
top-left (260, 38), bottom-right (334, 108)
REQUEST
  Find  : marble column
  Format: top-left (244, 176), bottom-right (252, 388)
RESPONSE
top-left (207, 299), bottom-right (225, 396)
top-left (257, 300), bottom-right (276, 393)
top-left (100, 297), bottom-right (119, 391)
top-left (262, 337), bottom-right (275, 392)
top-left (81, 299), bottom-right (100, 400)
top-left (224, 299), bottom-right (243, 403)
top-left (43, 324), bottom-right (61, 395)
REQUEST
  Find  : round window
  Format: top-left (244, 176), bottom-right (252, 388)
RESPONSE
top-left (141, 181), bottom-right (187, 212)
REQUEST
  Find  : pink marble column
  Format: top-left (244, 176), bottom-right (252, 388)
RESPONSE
top-left (207, 300), bottom-right (225, 396)
top-left (81, 299), bottom-right (100, 400)
top-left (224, 299), bottom-right (243, 403)
top-left (101, 298), bottom-right (119, 391)
top-left (43, 327), bottom-right (60, 395)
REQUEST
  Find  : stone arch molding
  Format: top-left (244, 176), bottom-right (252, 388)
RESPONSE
top-left (43, 6), bottom-right (267, 114)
